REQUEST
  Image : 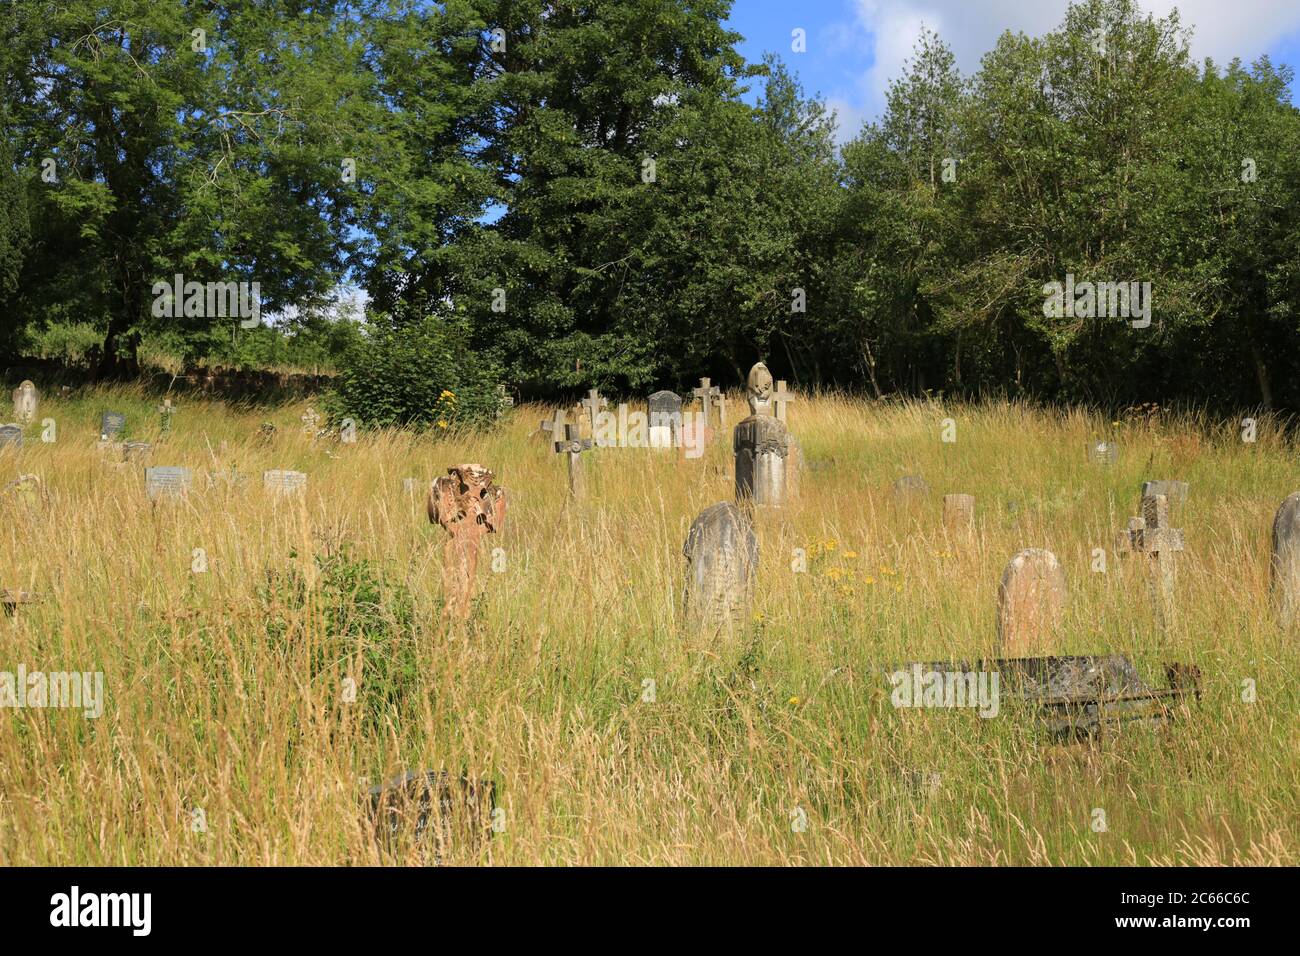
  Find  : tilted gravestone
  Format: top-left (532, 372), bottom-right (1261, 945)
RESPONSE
top-left (0, 424), bottom-right (22, 449)
top-left (145, 466), bottom-right (192, 501)
top-left (428, 464), bottom-right (506, 621)
top-left (682, 502), bottom-right (758, 634)
top-left (1270, 492), bottom-right (1300, 629)
top-left (996, 548), bottom-right (1068, 656)
top-left (647, 391), bottom-right (682, 449)
top-left (12, 381), bottom-right (38, 426)
top-left (100, 411), bottom-right (126, 441)
top-left (264, 469), bottom-right (308, 495)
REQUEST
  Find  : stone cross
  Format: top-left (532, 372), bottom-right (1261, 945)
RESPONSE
top-left (1271, 492), bottom-right (1300, 629)
top-left (540, 407), bottom-right (567, 444)
top-left (581, 388), bottom-right (608, 434)
top-left (693, 378), bottom-right (725, 430)
top-left (12, 381), bottom-right (38, 426)
top-left (943, 493), bottom-right (975, 534)
top-left (682, 501), bottom-right (758, 635)
top-left (996, 548), bottom-right (1068, 656)
top-left (553, 423), bottom-right (592, 498)
top-left (428, 464), bottom-right (506, 621)
top-left (772, 380), bottom-right (795, 424)
top-left (734, 414), bottom-right (791, 508)
top-left (1118, 493), bottom-right (1184, 627)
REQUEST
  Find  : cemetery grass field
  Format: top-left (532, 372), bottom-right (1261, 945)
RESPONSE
top-left (1, 386), bottom-right (1297, 866)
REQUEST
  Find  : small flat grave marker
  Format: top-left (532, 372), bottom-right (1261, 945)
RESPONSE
top-left (264, 469), bottom-right (308, 495)
top-left (146, 466), bottom-right (192, 500)
top-left (1087, 440), bottom-right (1118, 464)
top-left (0, 424), bottom-right (22, 449)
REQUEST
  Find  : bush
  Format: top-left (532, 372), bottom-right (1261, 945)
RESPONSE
top-left (330, 315), bottom-right (503, 430)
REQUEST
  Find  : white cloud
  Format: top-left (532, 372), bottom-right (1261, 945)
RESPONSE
top-left (850, 0), bottom-right (1300, 121)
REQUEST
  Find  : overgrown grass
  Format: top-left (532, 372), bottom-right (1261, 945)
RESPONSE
top-left (0, 389), bottom-right (1295, 864)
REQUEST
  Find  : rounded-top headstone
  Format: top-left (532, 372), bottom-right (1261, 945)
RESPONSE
top-left (12, 381), bottom-right (38, 426)
top-left (996, 548), bottom-right (1068, 656)
top-left (1271, 492), bottom-right (1300, 629)
top-left (682, 501), bottom-right (758, 633)
top-left (943, 493), bottom-right (975, 532)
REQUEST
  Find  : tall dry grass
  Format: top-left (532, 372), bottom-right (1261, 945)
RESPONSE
top-left (0, 387), bottom-right (1295, 865)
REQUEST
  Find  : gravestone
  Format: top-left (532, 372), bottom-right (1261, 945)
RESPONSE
top-left (301, 407), bottom-right (322, 435)
top-left (369, 770), bottom-right (496, 862)
top-left (1271, 492), bottom-right (1300, 629)
top-left (264, 469), bottom-right (307, 495)
top-left (1117, 493), bottom-right (1184, 628)
top-left (682, 502), bottom-right (758, 634)
top-left (1087, 440), bottom-right (1117, 464)
top-left (257, 422), bottom-right (277, 443)
top-left (893, 475), bottom-right (929, 502)
top-left (0, 424), bottom-right (21, 449)
top-left (121, 440), bottom-right (152, 462)
top-left (772, 380), bottom-right (796, 424)
top-left (100, 411), bottom-right (126, 441)
top-left (158, 398), bottom-right (175, 434)
top-left (580, 388), bottom-right (608, 435)
top-left (943, 493), bottom-right (975, 533)
top-left (734, 413), bottom-right (791, 508)
top-left (540, 407), bottom-right (567, 444)
top-left (996, 548), bottom-right (1068, 656)
top-left (692, 377), bottom-right (725, 430)
top-left (145, 466), bottom-right (192, 500)
top-left (3, 474), bottom-right (40, 503)
top-left (428, 464), bottom-right (506, 620)
top-left (11, 381), bottom-right (38, 426)
top-left (553, 424), bottom-right (592, 498)
top-left (647, 391), bottom-right (682, 449)
top-left (495, 384), bottom-right (515, 421)
top-left (1140, 479), bottom-right (1188, 506)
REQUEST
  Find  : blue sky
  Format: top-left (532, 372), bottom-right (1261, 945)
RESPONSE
top-left (725, 0), bottom-right (1300, 141)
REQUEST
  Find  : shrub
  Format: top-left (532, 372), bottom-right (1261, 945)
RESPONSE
top-left (330, 315), bottom-right (502, 430)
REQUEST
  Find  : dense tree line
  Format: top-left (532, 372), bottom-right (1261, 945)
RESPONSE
top-left (2, 0), bottom-right (1299, 415)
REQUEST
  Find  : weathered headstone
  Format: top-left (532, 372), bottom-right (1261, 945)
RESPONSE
top-left (647, 390), bottom-right (682, 449)
top-left (121, 440), bottom-right (152, 462)
top-left (0, 424), bottom-right (21, 449)
top-left (734, 413), bottom-right (791, 508)
top-left (100, 411), bottom-right (126, 441)
top-left (301, 407), bottom-right (322, 435)
top-left (145, 466), bottom-right (192, 500)
top-left (943, 493), bottom-right (975, 533)
top-left (369, 770), bottom-right (496, 862)
top-left (1140, 479), bottom-right (1188, 506)
top-left (553, 423), bottom-right (592, 498)
top-left (1271, 492), bottom-right (1300, 629)
top-left (692, 377), bottom-right (725, 431)
top-left (1087, 440), bottom-right (1117, 464)
top-left (996, 548), bottom-right (1068, 656)
top-left (428, 464), bottom-right (506, 620)
top-left (2, 474), bottom-right (40, 503)
top-left (11, 381), bottom-right (38, 426)
top-left (495, 384), bottom-right (515, 421)
top-left (264, 469), bottom-right (308, 495)
top-left (257, 422), bottom-right (277, 443)
top-left (158, 398), bottom-right (175, 434)
top-left (772, 379), bottom-right (796, 424)
top-left (682, 502), bottom-right (758, 634)
top-left (1118, 493), bottom-right (1184, 627)
top-left (893, 474), bottom-right (929, 502)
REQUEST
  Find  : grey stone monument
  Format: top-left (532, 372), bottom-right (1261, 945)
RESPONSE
top-left (647, 390), bottom-right (682, 449)
top-left (734, 413), bottom-right (791, 508)
top-left (0, 424), bottom-right (21, 449)
top-left (682, 502), bottom-right (758, 634)
top-left (12, 381), bottom-right (38, 426)
top-left (996, 548), bottom-right (1068, 656)
top-left (1271, 492), bottom-right (1300, 629)
top-left (146, 466), bottom-right (192, 500)
top-left (264, 469), bottom-right (308, 495)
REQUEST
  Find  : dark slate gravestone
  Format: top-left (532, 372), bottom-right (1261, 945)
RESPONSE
top-left (0, 424), bottom-right (21, 449)
top-left (100, 411), bottom-right (126, 441)
top-left (145, 466), bottom-right (192, 501)
top-left (369, 770), bottom-right (496, 863)
top-left (647, 390), bottom-right (683, 448)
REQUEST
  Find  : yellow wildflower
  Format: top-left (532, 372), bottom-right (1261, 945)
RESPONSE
top-left (788, 696), bottom-right (800, 706)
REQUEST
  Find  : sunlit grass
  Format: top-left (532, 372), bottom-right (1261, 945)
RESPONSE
top-left (0, 387), bottom-right (1295, 864)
